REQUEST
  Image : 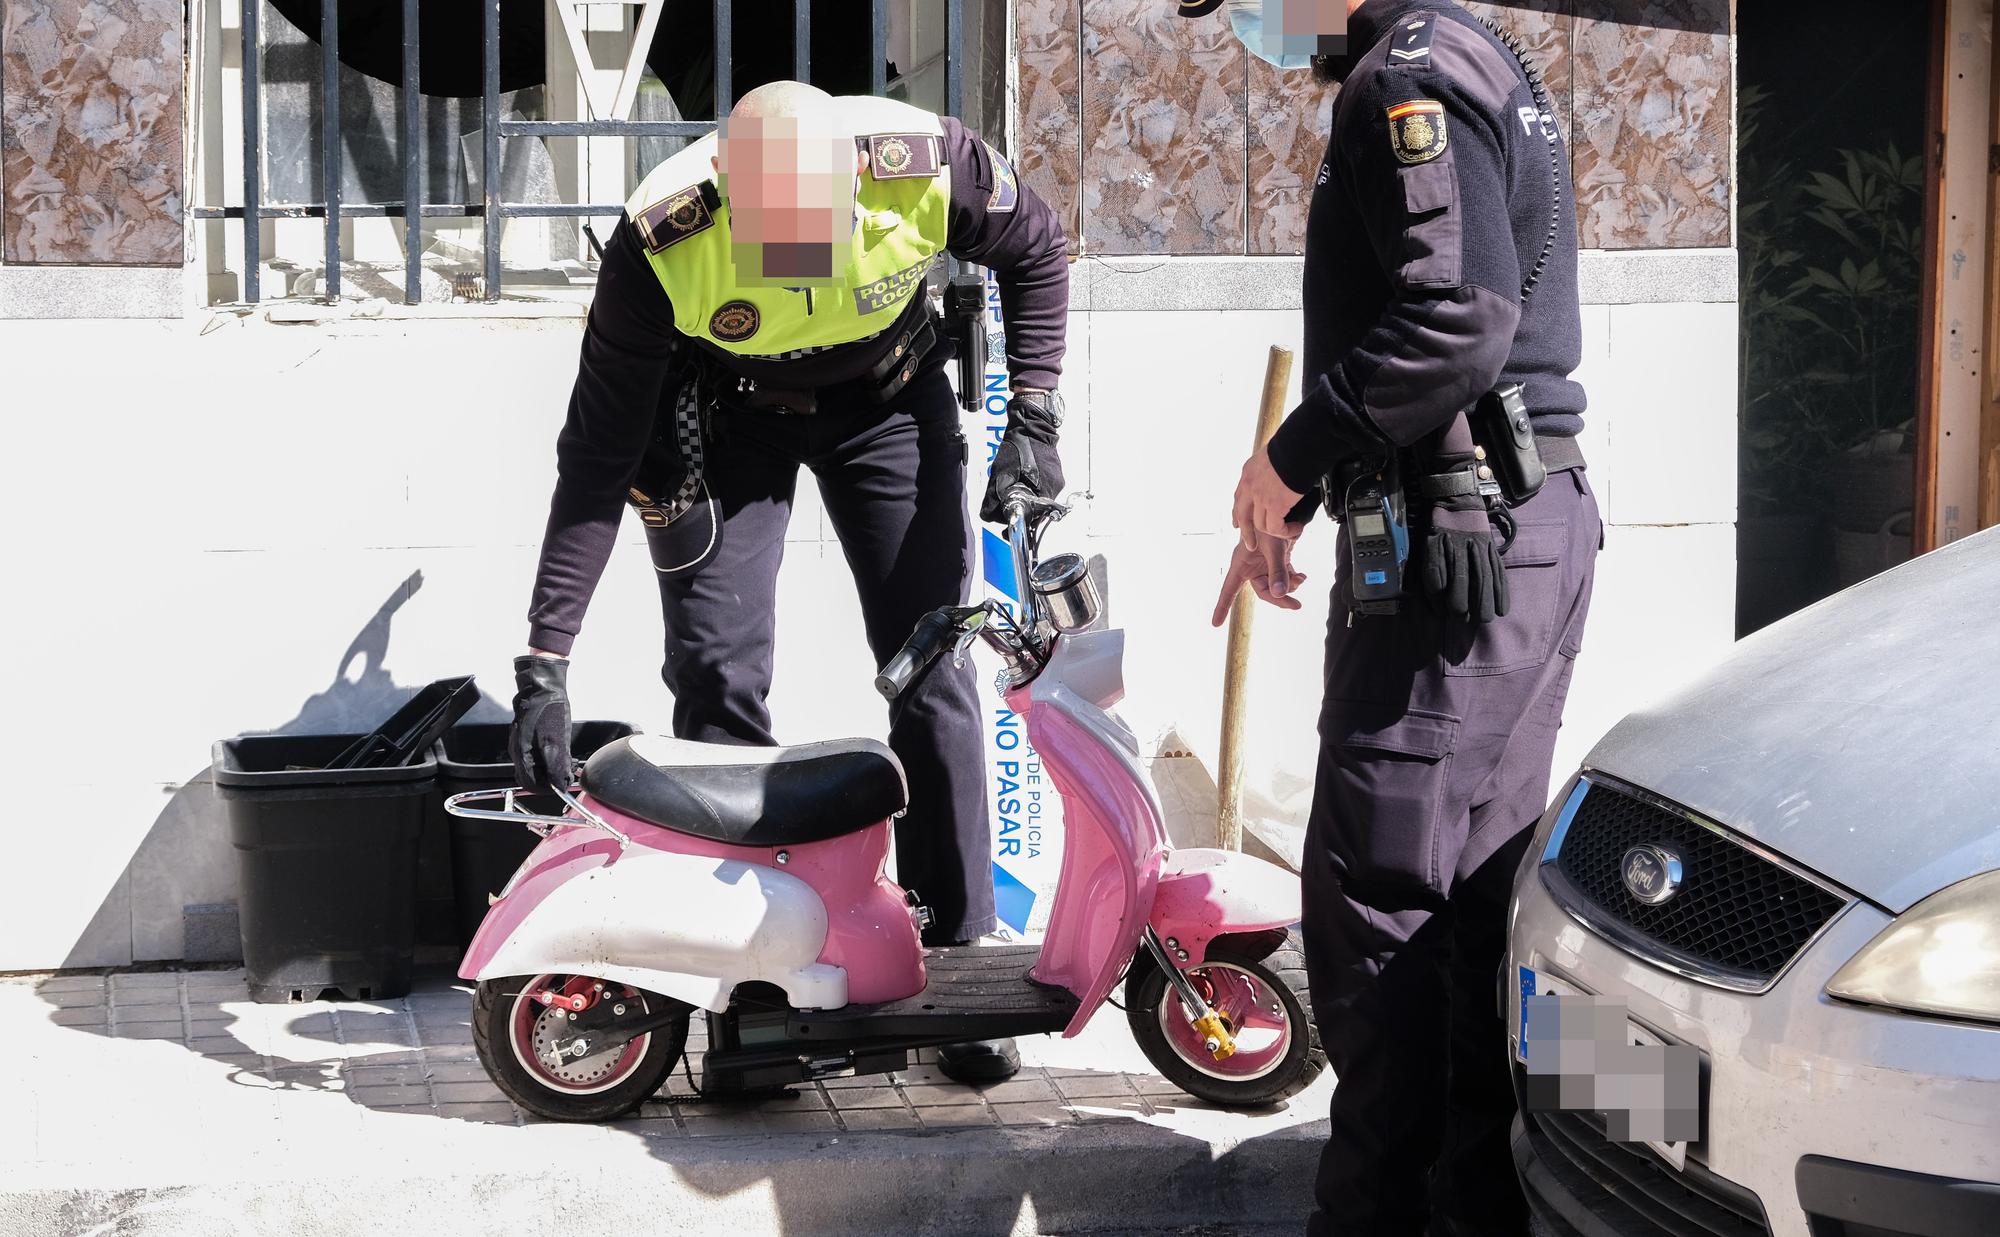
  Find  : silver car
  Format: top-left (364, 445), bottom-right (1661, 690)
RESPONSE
top-left (1507, 529), bottom-right (2000, 1237)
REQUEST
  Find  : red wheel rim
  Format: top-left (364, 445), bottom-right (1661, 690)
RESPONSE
top-left (1156, 961), bottom-right (1294, 1082)
top-left (507, 974), bottom-right (653, 1095)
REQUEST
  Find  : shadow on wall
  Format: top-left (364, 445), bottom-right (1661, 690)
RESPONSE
top-left (58, 569), bottom-right (509, 971)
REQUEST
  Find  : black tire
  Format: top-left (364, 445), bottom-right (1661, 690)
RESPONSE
top-left (472, 974), bottom-right (689, 1122)
top-left (1125, 927), bottom-right (1324, 1109)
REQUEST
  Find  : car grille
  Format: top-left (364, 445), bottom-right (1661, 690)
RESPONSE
top-left (1518, 1105), bottom-right (1771, 1237)
top-left (1547, 780), bottom-right (1847, 988)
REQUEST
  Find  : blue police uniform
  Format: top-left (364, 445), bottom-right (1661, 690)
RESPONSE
top-left (1262, 4), bottom-right (1603, 1233)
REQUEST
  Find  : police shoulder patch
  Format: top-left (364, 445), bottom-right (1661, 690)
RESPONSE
top-left (1386, 98), bottom-right (1448, 165)
top-left (633, 181), bottom-right (721, 254)
top-left (864, 133), bottom-right (942, 180)
top-left (984, 141), bottom-right (1019, 213)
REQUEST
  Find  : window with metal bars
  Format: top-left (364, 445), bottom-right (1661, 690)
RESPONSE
top-left (188, 0), bottom-right (1001, 306)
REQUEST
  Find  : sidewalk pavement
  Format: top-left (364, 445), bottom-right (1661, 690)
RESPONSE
top-left (2, 965), bottom-right (1331, 1237)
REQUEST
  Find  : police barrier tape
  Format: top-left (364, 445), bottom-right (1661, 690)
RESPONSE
top-left (959, 271), bottom-right (1063, 936)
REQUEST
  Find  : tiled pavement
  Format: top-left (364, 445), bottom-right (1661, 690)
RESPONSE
top-left (9, 965), bottom-right (1291, 1138)
top-left (3, 965), bottom-right (1331, 1207)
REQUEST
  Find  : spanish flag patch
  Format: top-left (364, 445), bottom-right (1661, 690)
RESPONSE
top-left (1386, 99), bottom-right (1448, 165)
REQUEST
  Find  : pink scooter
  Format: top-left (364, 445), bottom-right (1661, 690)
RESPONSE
top-left (446, 496), bottom-right (1323, 1120)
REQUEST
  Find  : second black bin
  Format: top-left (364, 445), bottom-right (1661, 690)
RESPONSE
top-left (435, 720), bottom-right (639, 950)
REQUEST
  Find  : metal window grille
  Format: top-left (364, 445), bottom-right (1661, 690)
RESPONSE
top-left (194, 0), bottom-right (961, 305)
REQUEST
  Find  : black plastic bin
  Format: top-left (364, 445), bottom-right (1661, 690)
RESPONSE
top-left (435, 720), bottom-right (639, 950)
top-left (213, 733), bottom-right (433, 1003)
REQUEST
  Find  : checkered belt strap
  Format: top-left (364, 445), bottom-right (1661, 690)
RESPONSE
top-left (658, 377), bottom-right (706, 522)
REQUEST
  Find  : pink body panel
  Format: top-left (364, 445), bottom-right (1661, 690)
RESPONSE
top-left (1016, 689), bottom-right (1168, 1035)
top-left (458, 794), bottom-right (926, 1005)
top-left (1147, 847), bottom-right (1302, 968)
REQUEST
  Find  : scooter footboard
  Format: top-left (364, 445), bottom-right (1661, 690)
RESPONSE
top-left (458, 831), bottom-right (848, 1013)
top-left (1148, 848), bottom-right (1302, 968)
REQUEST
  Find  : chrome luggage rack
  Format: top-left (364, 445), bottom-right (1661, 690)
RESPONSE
top-left (442, 784), bottom-right (631, 849)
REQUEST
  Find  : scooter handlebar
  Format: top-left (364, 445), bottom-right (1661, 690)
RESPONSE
top-left (875, 607), bottom-right (960, 701)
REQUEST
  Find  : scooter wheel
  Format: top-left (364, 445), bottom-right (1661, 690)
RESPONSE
top-left (473, 974), bottom-right (689, 1121)
top-left (1125, 927), bottom-right (1324, 1109)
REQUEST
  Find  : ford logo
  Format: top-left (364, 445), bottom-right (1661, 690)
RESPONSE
top-left (1621, 844), bottom-right (1684, 906)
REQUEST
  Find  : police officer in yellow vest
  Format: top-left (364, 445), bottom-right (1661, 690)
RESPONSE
top-left (508, 81), bottom-right (1071, 1084)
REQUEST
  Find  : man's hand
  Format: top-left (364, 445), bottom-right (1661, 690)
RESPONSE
top-left (1212, 533), bottom-right (1307, 626)
top-left (1231, 448), bottom-right (1307, 544)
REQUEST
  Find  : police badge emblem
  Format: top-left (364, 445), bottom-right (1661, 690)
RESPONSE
top-left (1387, 99), bottom-right (1448, 165)
top-left (878, 136), bottom-right (913, 175)
top-left (710, 300), bottom-right (761, 343)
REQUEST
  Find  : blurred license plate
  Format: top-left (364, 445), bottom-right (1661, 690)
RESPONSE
top-left (1516, 964), bottom-right (1695, 1172)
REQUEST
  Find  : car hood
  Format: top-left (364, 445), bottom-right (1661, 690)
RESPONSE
top-left (1585, 527), bottom-right (2000, 914)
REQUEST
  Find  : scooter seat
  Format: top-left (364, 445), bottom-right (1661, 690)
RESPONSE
top-left (581, 734), bottom-right (908, 847)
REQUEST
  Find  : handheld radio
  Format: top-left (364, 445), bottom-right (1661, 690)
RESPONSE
top-left (1335, 458), bottom-right (1410, 616)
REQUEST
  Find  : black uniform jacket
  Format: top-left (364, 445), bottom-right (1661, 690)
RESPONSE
top-left (526, 116), bottom-right (1069, 656)
top-left (1266, 0), bottom-right (1586, 495)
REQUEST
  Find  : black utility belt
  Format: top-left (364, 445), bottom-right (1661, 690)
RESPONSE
top-left (705, 312), bottom-right (941, 416)
top-left (1410, 433), bottom-right (1584, 505)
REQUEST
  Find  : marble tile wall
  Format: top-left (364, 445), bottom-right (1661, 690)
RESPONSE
top-left (2, 0), bottom-right (185, 265)
top-left (1571, 0), bottom-right (1732, 249)
top-left (1016, 0), bottom-right (1083, 254)
top-left (1017, 0), bottom-right (1733, 256)
top-left (1080, 0), bottom-right (1247, 255)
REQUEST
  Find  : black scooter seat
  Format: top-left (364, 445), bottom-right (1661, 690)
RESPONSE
top-left (583, 734), bottom-right (907, 847)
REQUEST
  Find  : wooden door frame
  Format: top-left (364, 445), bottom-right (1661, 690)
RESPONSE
top-left (1981, 0), bottom-right (2000, 531)
top-left (1914, 0), bottom-right (1947, 553)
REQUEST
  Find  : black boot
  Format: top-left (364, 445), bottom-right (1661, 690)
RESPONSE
top-left (936, 1038), bottom-right (1021, 1083)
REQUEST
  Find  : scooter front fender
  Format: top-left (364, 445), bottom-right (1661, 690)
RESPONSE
top-left (458, 829), bottom-right (847, 1013)
top-left (1148, 847), bottom-right (1302, 968)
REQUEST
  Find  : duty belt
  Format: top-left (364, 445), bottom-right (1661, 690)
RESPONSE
top-left (708, 309), bottom-right (941, 416)
top-left (628, 308), bottom-right (943, 527)
top-left (1412, 433), bottom-right (1584, 502)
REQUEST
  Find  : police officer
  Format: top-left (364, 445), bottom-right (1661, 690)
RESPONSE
top-left (509, 80), bottom-right (1069, 1085)
top-left (1190, 1), bottom-right (1601, 1232)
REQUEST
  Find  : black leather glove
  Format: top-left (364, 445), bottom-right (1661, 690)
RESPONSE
top-left (510, 655), bottom-right (574, 793)
top-left (981, 390), bottom-right (1066, 524)
top-left (1423, 465), bottom-right (1510, 623)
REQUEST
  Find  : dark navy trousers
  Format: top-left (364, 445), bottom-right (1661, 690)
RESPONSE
top-left (645, 363), bottom-right (995, 946)
top-left (1304, 468), bottom-right (1601, 1237)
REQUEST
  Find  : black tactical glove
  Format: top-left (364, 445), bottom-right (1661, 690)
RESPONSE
top-left (1423, 462), bottom-right (1510, 623)
top-left (509, 655), bottom-right (574, 794)
top-left (981, 390), bottom-right (1066, 524)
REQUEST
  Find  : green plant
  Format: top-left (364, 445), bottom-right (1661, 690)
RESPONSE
top-left (1738, 83), bottom-right (1923, 515)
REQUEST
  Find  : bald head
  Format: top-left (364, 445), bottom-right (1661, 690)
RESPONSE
top-left (729, 80), bottom-right (836, 125)
top-left (715, 80), bottom-right (863, 287)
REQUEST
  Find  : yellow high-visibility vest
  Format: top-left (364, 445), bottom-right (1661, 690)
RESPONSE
top-left (623, 95), bottom-right (951, 357)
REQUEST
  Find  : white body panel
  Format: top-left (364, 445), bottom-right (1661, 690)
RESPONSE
top-left (473, 848), bottom-right (847, 1013)
top-left (1510, 870), bottom-right (2000, 1237)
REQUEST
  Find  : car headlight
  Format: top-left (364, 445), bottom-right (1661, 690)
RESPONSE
top-left (1825, 869), bottom-right (2000, 1025)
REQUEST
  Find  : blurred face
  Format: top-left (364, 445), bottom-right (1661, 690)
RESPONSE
top-left (715, 115), bottom-right (861, 287)
top-left (1221, 0), bottom-right (1349, 69)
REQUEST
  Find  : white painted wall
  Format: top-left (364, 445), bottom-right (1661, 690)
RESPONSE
top-left (0, 256), bottom-right (1738, 971)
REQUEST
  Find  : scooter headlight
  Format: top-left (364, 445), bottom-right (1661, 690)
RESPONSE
top-left (1825, 869), bottom-right (2000, 1025)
